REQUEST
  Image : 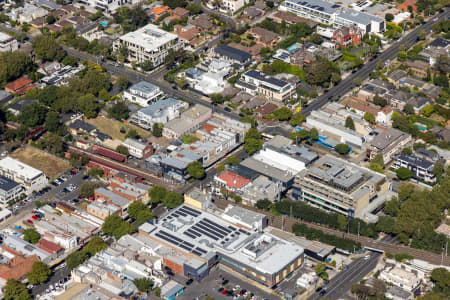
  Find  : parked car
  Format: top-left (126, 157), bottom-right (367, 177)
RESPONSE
top-left (31, 215), bottom-right (39, 221)
top-left (26, 219), bottom-right (33, 224)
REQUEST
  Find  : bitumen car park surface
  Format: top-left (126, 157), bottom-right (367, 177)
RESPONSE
top-left (179, 268), bottom-right (279, 300)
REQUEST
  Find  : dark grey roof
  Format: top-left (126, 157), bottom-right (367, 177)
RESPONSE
top-left (69, 119), bottom-right (96, 132)
top-left (214, 45), bottom-right (252, 63)
top-left (95, 131), bottom-right (112, 141)
top-left (0, 175), bottom-right (20, 192)
top-left (428, 37), bottom-right (450, 48)
top-left (244, 70), bottom-right (289, 88)
top-left (407, 96), bottom-right (430, 109)
top-left (8, 98), bottom-right (38, 112)
top-left (395, 153), bottom-right (433, 170)
top-left (415, 148), bottom-right (440, 161)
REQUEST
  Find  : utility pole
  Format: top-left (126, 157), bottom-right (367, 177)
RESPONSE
top-left (358, 221), bottom-right (360, 237)
top-left (290, 204), bottom-right (292, 219)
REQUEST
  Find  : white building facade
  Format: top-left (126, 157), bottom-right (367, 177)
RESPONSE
top-left (0, 157), bottom-right (48, 194)
top-left (113, 24), bottom-right (184, 66)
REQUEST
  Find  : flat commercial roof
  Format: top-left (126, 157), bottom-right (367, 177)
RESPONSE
top-left (337, 7), bottom-right (384, 24)
top-left (0, 157), bottom-right (44, 180)
top-left (371, 128), bottom-right (410, 151)
top-left (119, 24), bottom-right (178, 52)
top-left (140, 205), bottom-right (303, 275)
top-left (245, 70), bottom-right (289, 89)
top-left (240, 157), bottom-right (294, 183)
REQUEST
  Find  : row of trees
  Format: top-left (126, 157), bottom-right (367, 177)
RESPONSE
top-left (66, 236), bottom-right (108, 270)
top-left (381, 178), bottom-right (450, 253)
top-left (275, 200), bottom-right (378, 238)
top-left (149, 186), bottom-right (183, 208)
top-left (292, 223), bottom-right (362, 252)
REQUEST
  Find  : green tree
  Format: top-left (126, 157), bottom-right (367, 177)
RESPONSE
top-left (149, 186), bottom-right (168, 204)
top-left (77, 94), bottom-right (100, 118)
top-left (187, 161), bottom-right (205, 179)
top-left (256, 199), bottom-right (272, 211)
top-left (4, 279), bottom-right (31, 300)
top-left (244, 128), bottom-right (262, 155)
top-left (364, 112), bottom-right (376, 123)
top-left (79, 181), bottom-right (99, 198)
top-left (309, 128), bottom-right (319, 140)
top-left (430, 268), bottom-right (450, 296)
top-left (140, 60), bottom-right (154, 72)
top-left (373, 94), bottom-right (387, 107)
top-left (417, 29), bottom-right (426, 40)
top-left (126, 128), bottom-right (141, 139)
top-left (384, 196), bottom-right (400, 217)
top-left (99, 89), bottom-right (110, 101)
top-left (396, 167), bottom-right (413, 180)
top-left (315, 263), bottom-right (328, 280)
top-left (154, 287), bottom-right (161, 297)
top-left (376, 216), bottom-right (395, 233)
top-left (371, 153), bottom-right (384, 167)
top-left (66, 251), bottom-right (88, 270)
top-left (45, 111), bottom-right (61, 133)
top-left (117, 76), bottom-right (130, 91)
top-left (32, 35), bottom-right (65, 62)
top-left (310, 33), bottom-right (323, 44)
top-left (116, 145), bottom-right (129, 156)
top-left (128, 201), bottom-right (154, 225)
top-left (433, 161), bottom-right (445, 183)
top-left (19, 103), bottom-right (48, 128)
top-left (226, 156), bottom-right (240, 165)
top-left (345, 116), bottom-right (355, 130)
top-left (385, 13), bottom-right (394, 22)
top-left (289, 113), bottom-right (305, 127)
top-left (102, 215), bottom-right (123, 236)
top-left (27, 261), bottom-right (51, 285)
top-left (272, 107), bottom-right (293, 121)
top-left (133, 278), bottom-right (154, 293)
top-left (108, 102), bottom-right (129, 120)
top-left (403, 104), bottom-right (415, 115)
top-left (305, 60), bottom-right (334, 86)
top-left (23, 228), bottom-right (40, 244)
top-left (162, 191), bottom-right (183, 208)
top-left (334, 144), bottom-right (350, 155)
top-left (87, 168), bottom-right (103, 178)
top-left (152, 123), bottom-right (163, 137)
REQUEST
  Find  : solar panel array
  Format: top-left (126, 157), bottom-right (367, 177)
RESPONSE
top-left (154, 205), bottom-right (253, 257)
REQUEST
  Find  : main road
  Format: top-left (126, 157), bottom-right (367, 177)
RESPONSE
top-left (308, 252), bottom-right (382, 300)
top-left (63, 47), bottom-right (241, 120)
top-left (302, 9), bottom-right (449, 116)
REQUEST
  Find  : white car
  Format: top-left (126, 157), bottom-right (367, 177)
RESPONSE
top-left (364, 255), bottom-right (370, 260)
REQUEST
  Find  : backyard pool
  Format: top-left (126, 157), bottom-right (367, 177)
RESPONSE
top-left (99, 21), bottom-right (108, 26)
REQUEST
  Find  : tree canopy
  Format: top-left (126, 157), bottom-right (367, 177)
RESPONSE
top-left (128, 201), bottom-right (154, 225)
top-left (334, 143), bottom-right (350, 155)
top-left (79, 181), bottom-right (99, 198)
top-left (32, 35), bottom-right (65, 62)
top-left (4, 279), bottom-right (31, 300)
top-left (27, 261), bottom-right (51, 285)
top-left (187, 161), bottom-right (205, 179)
top-left (102, 215), bottom-right (136, 240)
top-left (244, 128), bottom-right (263, 155)
top-left (23, 228), bottom-right (40, 244)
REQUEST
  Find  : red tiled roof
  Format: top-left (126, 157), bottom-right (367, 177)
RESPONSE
top-left (217, 171), bottom-right (251, 190)
top-left (93, 145), bottom-right (126, 162)
top-left (37, 238), bottom-right (63, 254)
top-left (0, 255), bottom-right (39, 281)
top-left (397, 0), bottom-right (417, 13)
top-left (256, 103), bottom-right (278, 116)
top-left (5, 77), bottom-right (33, 92)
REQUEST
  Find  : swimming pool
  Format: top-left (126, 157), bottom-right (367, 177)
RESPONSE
top-left (287, 44), bottom-right (299, 52)
top-left (99, 21), bottom-right (108, 26)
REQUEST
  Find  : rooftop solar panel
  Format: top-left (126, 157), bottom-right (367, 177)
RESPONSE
top-left (184, 232), bottom-right (196, 239)
top-left (195, 223), bottom-right (224, 239)
top-left (192, 250), bottom-right (202, 256)
top-left (179, 243), bottom-right (192, 251)
top-left (239, 229), bottom-right (250, 235)
top-left (178, 207), bottom-right (199, 217)
top-left (182, 241), bottom-right (195, 248)
top-left (203, 218), bottom-right (232, 233)
top-left (191, 225), bottom-right (219, 241)
top-left (199, 220), bottom-right (228, 236)
top-left (195, 247), bottom-right (207, 254)
top-left (180, 206), bottom-right (201, 216)
top-left (159, 230), bottom-right (183, 243)
top-left (176, 211), bottom-right (188, 217)
top-left (155, 232), bottom-right (180, 246)
top-left (186, 229), bottom-right (201, 237)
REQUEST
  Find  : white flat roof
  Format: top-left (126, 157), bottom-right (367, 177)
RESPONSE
top-left (0, 157), bottom-right (44, 179)
top-left (140, 205), bottom-right (304, 275)
top-left (118, 24), bottom-right (178, 52)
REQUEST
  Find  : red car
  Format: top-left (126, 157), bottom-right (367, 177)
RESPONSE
top-left (222, 289), bottom-right (228, 295)
top-left (31, 215), bottom-right (39, 221)
top-left (26, 219), bottom-right (33, 224)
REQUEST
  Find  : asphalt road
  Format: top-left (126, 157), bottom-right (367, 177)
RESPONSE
top-left (31, 266), bottom-right (71, 297)
top-left (308, 252), bottom-right (382, 300)
top-left (63, 46), bottom-right (241, 121)
top-left (302, 9), bottom-right (449, 116)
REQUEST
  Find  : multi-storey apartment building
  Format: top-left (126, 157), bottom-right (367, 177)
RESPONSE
top-left (123, 81), bottom-right (163, 107)
top-left (0, 157), bottom-right (48, 194)
top-left (367, 128), bottom-right (412, 163)
top-left (236, 70), bottom-right (296, 102)
top-left (294, 155), bottom-right (388, 217)
top-left (0, 32), bottom-right (18, 52)
top-left (0, 175), bottom-right (23, 208)
top-left (392, 153), bottom-right (436, 182)
top-left (279, 0), bottom-right (385, 33)
top-left (113, 24), bottom-right (183, 66)
top-left (219, 0), bottom-right (247, 15)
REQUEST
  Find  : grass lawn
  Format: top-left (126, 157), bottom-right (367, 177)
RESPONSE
top-left (86, 116), bottom-right (150, 141)
top-left (429, 113), bottom-right (445, 123)
top-left (11, 146), bottom-right (70, 178)
top-left (181, 134), bottom-right (199, 144)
